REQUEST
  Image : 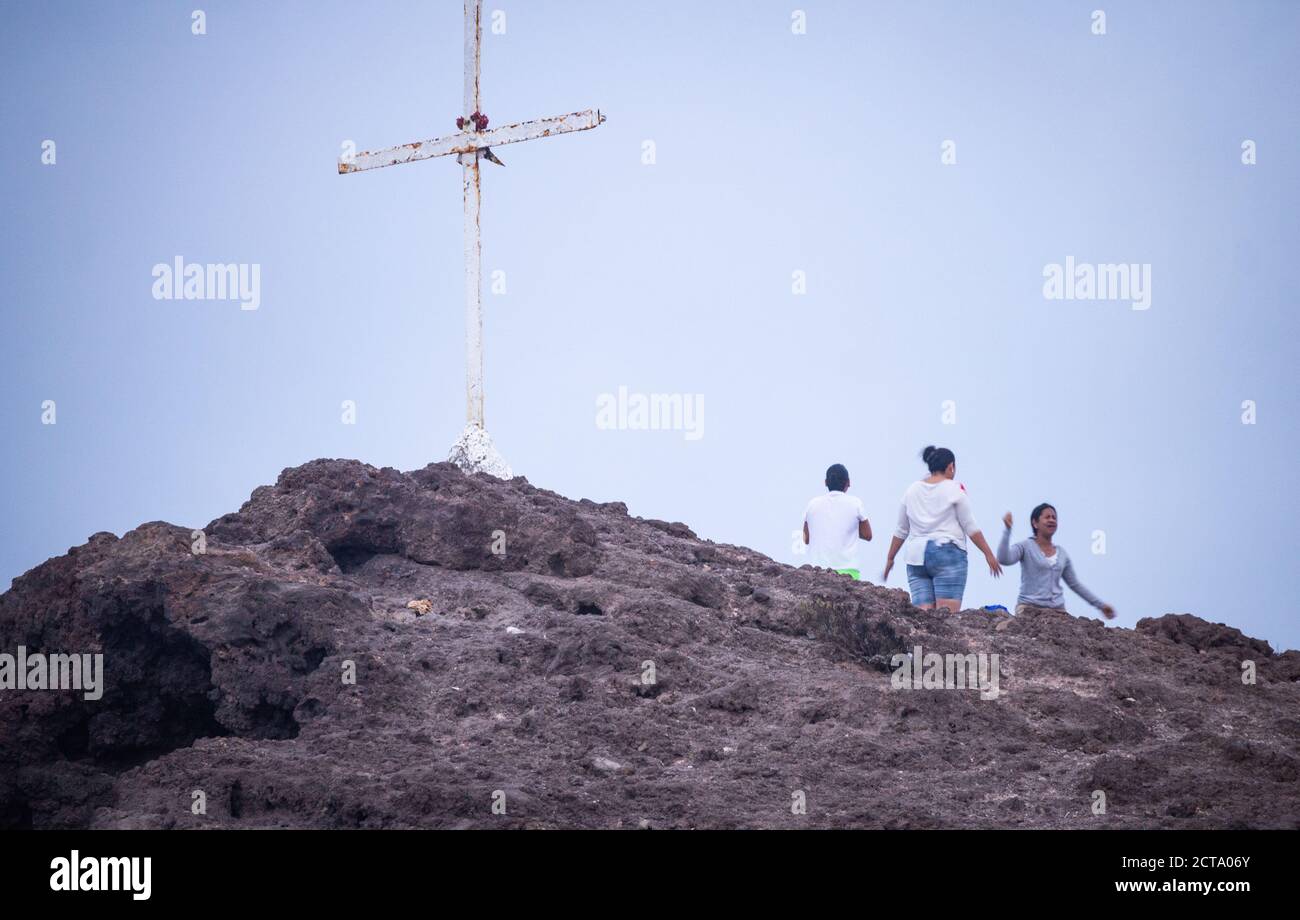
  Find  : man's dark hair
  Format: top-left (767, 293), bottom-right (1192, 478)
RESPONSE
top-left (825, 464), bottom-right (849, 492)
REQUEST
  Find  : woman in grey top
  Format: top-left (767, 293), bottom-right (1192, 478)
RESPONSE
top-left (998, 503), bottom-right (1115, 619)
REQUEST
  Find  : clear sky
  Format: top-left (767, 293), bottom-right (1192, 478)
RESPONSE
top-left (2, 1), bottom-right (1297, 650)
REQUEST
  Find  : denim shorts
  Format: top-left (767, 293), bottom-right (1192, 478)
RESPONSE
top-left (906, 540), bottom-right (968, 605)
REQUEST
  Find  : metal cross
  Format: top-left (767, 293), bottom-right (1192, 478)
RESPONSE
top-left (338, 0), bottom-right (603, 474)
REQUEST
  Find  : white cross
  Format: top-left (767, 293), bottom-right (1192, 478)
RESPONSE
top-left (339, 0), bottom-right (604, 477)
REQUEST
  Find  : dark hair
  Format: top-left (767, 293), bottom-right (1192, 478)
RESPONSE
top-left (921, 445), bottom-right (955, 474)
top-left (1030, 503), bottom-right (1056, 536)
top-left (825, 463), bottom-right (849, 492)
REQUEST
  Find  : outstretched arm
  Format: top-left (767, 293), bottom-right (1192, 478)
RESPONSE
top-left (969, 531), bottom-right (1003, 577)
top-left (996, 517), bottom-right (1023, 566)
top-left (882, 504), bottom-right (909, 580)
top-left (954, 493), bottom-right (1000, 576)
top-left (1063, 553), bottom-right (1114, 618)
top-left (882, 535), bottom-right (904, 581)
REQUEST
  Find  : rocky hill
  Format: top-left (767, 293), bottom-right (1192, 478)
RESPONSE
top-left (2, 459), bottom-right (1297, 829)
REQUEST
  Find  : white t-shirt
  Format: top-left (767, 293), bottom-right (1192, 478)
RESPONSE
top-left (804, 491), bottom-right (868, 570)
top-left (893, 479), bottom-right (979, 566)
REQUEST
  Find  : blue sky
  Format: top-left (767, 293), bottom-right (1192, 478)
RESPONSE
top-left (2, 1), bottom-right (1297, 650)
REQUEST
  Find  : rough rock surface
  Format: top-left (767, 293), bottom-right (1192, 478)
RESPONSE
top-left (2, 459), bottom-right (1297, 829)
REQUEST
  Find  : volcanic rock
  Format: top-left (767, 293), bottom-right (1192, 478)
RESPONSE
top-left (1, 459), bottom-right (1297, 829)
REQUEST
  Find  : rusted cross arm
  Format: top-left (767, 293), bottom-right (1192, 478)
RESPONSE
top-left (338, 109), bottom-right (605, 174)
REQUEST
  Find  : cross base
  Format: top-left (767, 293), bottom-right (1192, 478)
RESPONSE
top-left (447, 424), bottom-right (513, 479)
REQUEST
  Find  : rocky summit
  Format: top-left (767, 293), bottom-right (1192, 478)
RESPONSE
top-left (2, 459), bottom-right (1297, 829)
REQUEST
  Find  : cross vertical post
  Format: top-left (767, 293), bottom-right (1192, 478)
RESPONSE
top-left (461, 0), bottom-right (484, 428)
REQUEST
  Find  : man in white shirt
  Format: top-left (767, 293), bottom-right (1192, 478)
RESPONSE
top-left (802, 464), bottom-right (872, 579)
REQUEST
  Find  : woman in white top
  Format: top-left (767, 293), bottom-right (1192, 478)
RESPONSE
top-left (882, 446), bottom-right (1001, 611)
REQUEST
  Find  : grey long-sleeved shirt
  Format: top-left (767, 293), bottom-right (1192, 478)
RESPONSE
top-left (997, 528), bottom-right (1105, 610)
